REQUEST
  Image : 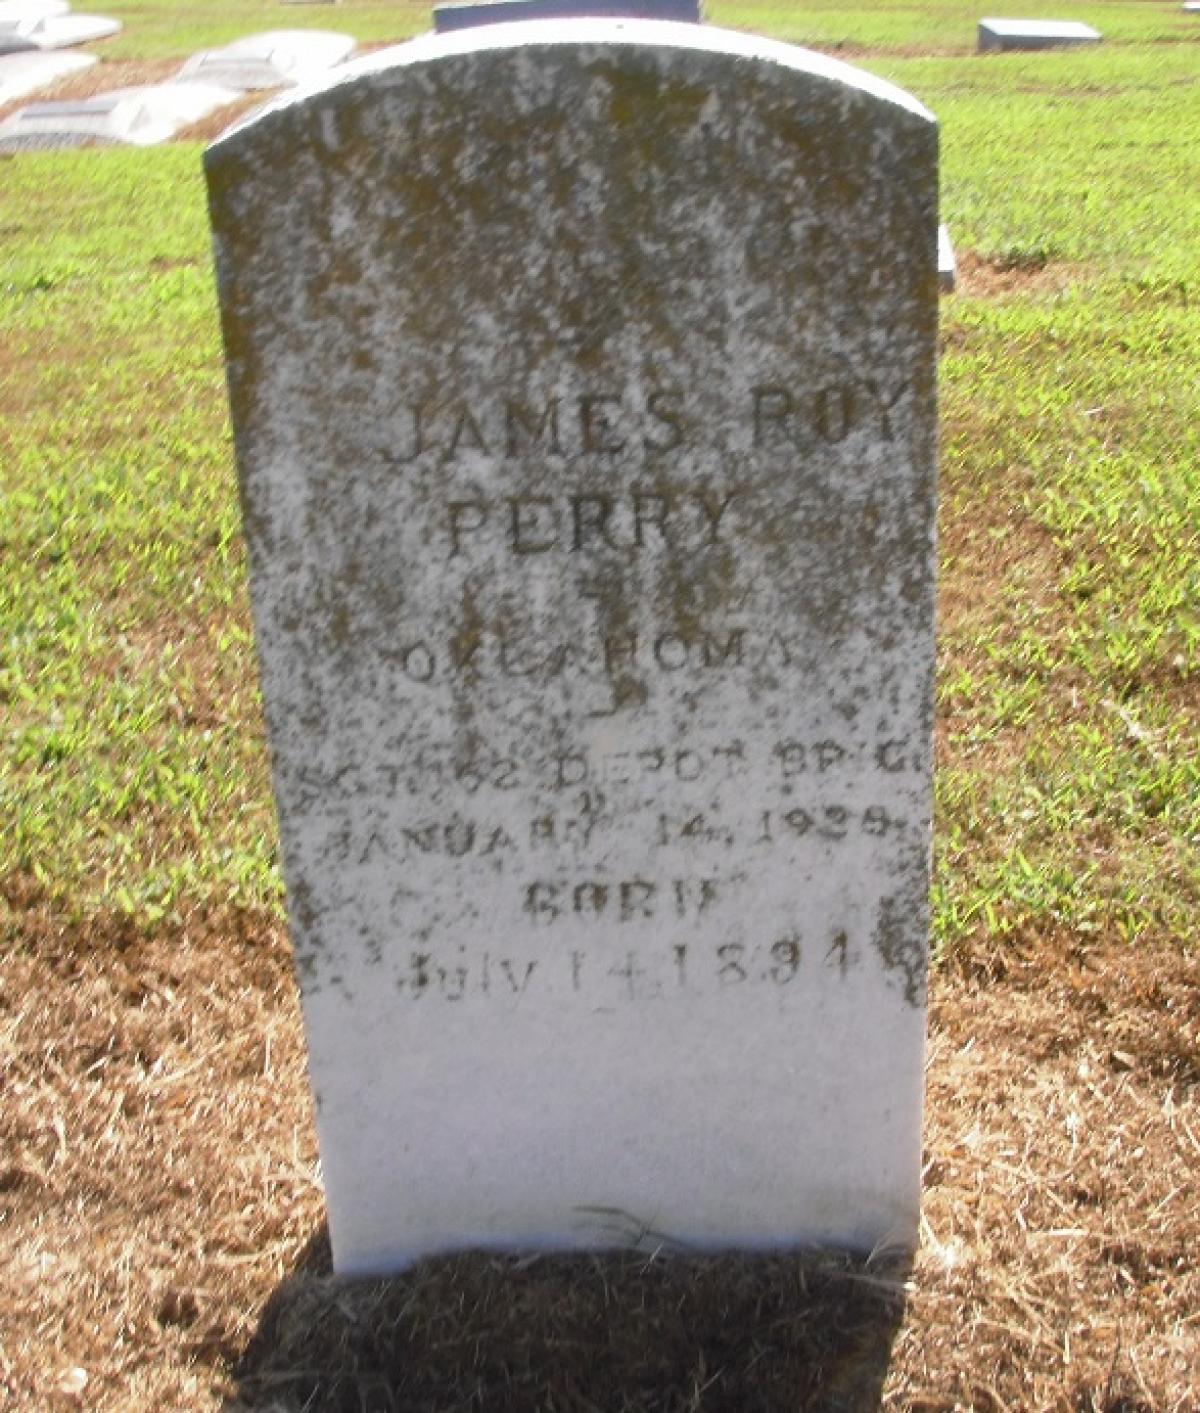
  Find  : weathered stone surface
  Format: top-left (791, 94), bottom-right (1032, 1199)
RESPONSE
top-left (178, 29), bottom-right (355, 91)
top-left (977, 18), bottom-right (1101, 51)
top-left (0, 13), bottom-right (121, 55)
top-left (435, 0), bottom-right (700, 33)
top-left (0, 49), bottom-right (94, 104)
top-left (0, 81), bottom-right (238, 149)
top-left (207, 19), bottom-right (938, 1277)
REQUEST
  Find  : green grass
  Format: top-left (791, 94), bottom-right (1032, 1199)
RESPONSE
top-left (74, 0), bottom-right (433, 61)
top-left (2, 2), bottom-right (1198, 958)
top-left (902, 41), bottom-right (1200, 954)
top-left (0, 150), bottom-right (279, 919)
top-left (712, 0), bottom-right (1199, 51)
top-left (879, 45), bottom-right (1200, 278)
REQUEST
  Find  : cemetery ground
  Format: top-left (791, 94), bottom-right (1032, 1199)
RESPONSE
top-left (1, 0), bottom-right (1198, 1408)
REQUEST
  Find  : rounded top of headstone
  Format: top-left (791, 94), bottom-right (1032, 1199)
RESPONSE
top-left (207, 18), bottom-right (932, 163)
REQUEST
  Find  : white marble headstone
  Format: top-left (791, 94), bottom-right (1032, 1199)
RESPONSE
top-left (206, 19), bottom-right (938, 1277)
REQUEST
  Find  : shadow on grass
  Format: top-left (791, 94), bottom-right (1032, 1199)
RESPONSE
top-left (228, 1224), bottom-right (911, 1412)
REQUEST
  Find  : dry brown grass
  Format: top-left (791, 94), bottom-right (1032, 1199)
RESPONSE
top-left (2, 877), bottom-right (1196, 1411)
top-left (953, 251), bottom-right (1093, 301)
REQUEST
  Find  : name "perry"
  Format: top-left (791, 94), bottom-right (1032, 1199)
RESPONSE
top-left (445, 489), bottom-right (739, 557)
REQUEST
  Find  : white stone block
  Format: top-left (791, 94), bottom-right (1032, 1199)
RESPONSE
top-left (0, 48), bottom-right (93, 104)
top-left (177, 28), bottom-right (355, 91)
top-left (0, 13), bottom-right (120, 54)
top-left (0, 81), bottom-right (237, 148)
top-left (0, 1), bottom-right (71, 21)
top-left (978, 18), bottom-right (1101, 51)
top-left (938, 223), bottom-right (956, 292)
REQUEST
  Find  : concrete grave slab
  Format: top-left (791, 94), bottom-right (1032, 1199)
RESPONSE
top-left (0, 81), bottom-right (237, 148)
top-left (120, 81), bottom-right (242, 134)
top-left (0, 13), bottom-right (120, 54)
top-left (178, 29), bottom-right (355, 91)
top-left (0, 47), bottom-right (93, 103)
top-left (977, 18), bottom-right (1101, 51)
top-left (0, 0), bottom-right (70, 20)
top-left (435, 0), bottom-right (700, 32)
top-left (206, 19), bottom-right (938, 1278)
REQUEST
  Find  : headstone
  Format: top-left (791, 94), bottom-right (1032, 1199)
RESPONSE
top-left (0, 81), bottom-right (237, 150)
top-left (177, 29), bottom-right (355, 91)
top-left (0, 13), bottom-right (120, 54)
top-left (206, 19), bottom-right (938, 1278)
top-left (0, 48), bottom-right (94, 104)
top-left (937, 223), bottom-right (955, 293)
top-left (977, 18), bottom-right (1101, 51)
top-left (435, 0), bottom-right (700, 33)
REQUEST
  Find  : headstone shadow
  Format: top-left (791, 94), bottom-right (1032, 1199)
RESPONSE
top-left (229, 1225), bottom-right (910, 1412)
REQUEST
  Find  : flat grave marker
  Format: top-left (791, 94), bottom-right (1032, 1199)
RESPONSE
top-left (0, 0), bottom-right (70, 21)
top-left (206, 19), bottom-right (938, 1277)
top-left (0, 48), bottom-right (94, 104)
top-left (977, 17), bottom-right (1101, 51)
top-left (178, 29), bottom-right (355, 91)
top-left (0, 12), bottom-right (120, 54)
top-left (0, 81), bottom-right (237, 149)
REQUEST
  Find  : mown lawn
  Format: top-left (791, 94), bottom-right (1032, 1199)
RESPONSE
top-left (4, 9), bottom-right (1197, 953)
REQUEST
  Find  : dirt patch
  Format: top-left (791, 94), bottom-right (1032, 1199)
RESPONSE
top-left (953, 250), bottom-right (1093, 299)
top-left (30, 58), bottom-right (181, 100)
top-left (1, 887), bottom-right (1196, 1410)
top-left (176, 94), bottom-right (271, 147)
top-left (904, 940), bottom-right (1200, 1408)
top-left (800, 41), bottom-right (977, 61)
